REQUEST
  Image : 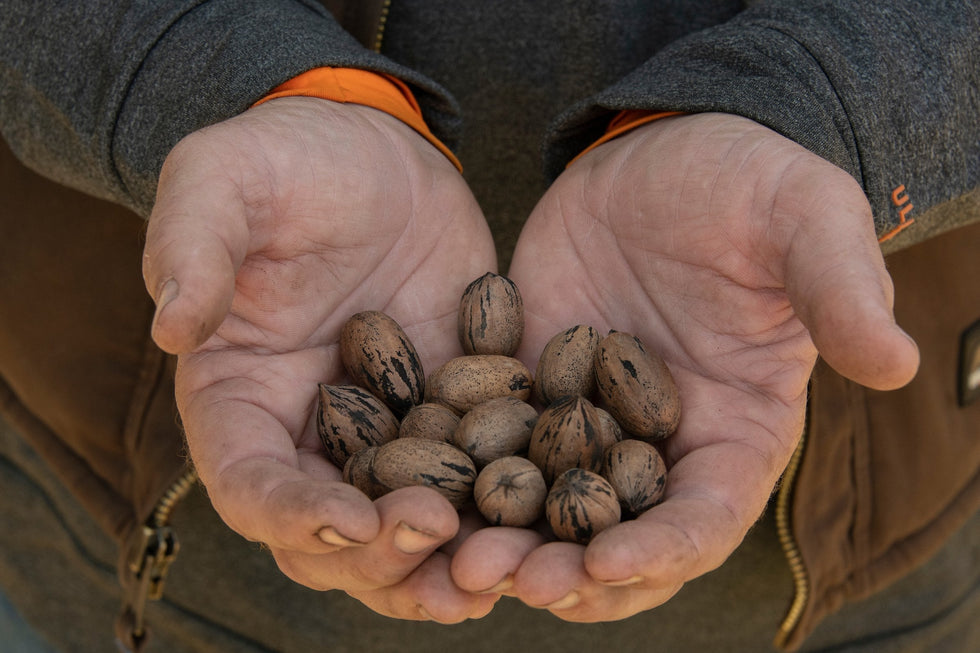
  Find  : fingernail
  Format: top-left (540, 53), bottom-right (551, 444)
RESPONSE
top-left (535, 590), bottom-right (580, 611)
top-left (151, 278), bottom-right (179, 333)
top-left (477, 573), bottom-right (514, 595)
top-left (394, 521), bottom-right (441, 555)
top-left (317, 526), bottom-right (364, 548)
top-left (156, 278), bottom-right (179, 311)
top-left (599, 574), bottom-right (645, 587)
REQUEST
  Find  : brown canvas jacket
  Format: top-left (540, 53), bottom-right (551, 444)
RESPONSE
top-left (776, 221), bottom-right (980, 649)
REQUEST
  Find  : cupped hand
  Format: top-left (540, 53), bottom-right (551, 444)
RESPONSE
top-left (450, 112), bottom-right (919, 619)
top-left (142, 97), bottom-right (498, 622)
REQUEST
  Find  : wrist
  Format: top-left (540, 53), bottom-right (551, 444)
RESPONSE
top-left (568, 110), bottom-right (685, 168)
top-left (254, 67), bottom-right (461, 171)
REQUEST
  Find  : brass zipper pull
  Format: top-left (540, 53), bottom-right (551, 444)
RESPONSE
top-left (117, 468), bottom-right (198, 651)
top-left (128, 524), bottom-right (181, 639)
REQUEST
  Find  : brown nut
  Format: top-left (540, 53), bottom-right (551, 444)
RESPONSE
top-left (594, 406), bottom-right (624, 453)
top-left (601, 439), bottom-right (667, 517)
top-left (533, 325), bottom-right (600, 405)
top-left (458, 272), bottom-right (524, 356)
top-left (453, 396), bottom-right (539, 468)
top-left (594, 331), bottom-right (680, 441)
top-left (527, 395), bottom-right (604, 485)
top-left (546, 468), bottom-right (621, 544)
top-left (426, 355), bottom-right (533, 414)
top-left (316, 384), bottom-right (399, 468)
top-left (340, 310), bottom-right (425, 417)
top-left (342, 446), bottom-right (386, 500)
top-left (370, 438), bottom-right (477, 510)
top-left (473, 456), bottom-right (547, 527)
top-left (399, 402), bottom-right (461, 444)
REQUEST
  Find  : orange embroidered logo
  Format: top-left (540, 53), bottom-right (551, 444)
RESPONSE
top-left (878, 184), bottom-right (915, 243)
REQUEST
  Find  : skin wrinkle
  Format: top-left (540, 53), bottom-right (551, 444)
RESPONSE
top-left (665, 372), bottom-right (802, 461)
top-left (720, 141), bottom-right (789, 277)
top-left (190, 126), bottom-right (275, 245)
top-left (583, 128), bottom-right (820, 399)
top-left (726, 412), bottom-right (798, 477)
top-left (285, 118), bottom-right (324, 212)
top-left (771, 153), bottom-right (868, 288)
top-left (578, 162), bottom-right (800, 392)
top-left (675, 117), bottom-right (735, 205)
top-left (209, 456), bottom-right (304, 531)
top-left (576, 157), bottom-right (668, 331)
top-left (680, 271), bottom-right (805, 355)
top-left (624, 250), bottom-right (801, 397)
top-left (274, 555), bottom-right (337, 592)
top-left (208, 456), bottom-right (373, 551)
top-left (703, 132), bottom-right (787, 286)
top-left (355, 117), bottom-right (456, 315)
top-left (622, 507), bottom-right (710, 583)
top-left (180, 348), bottom-right (325, 434)
top-left (227, 254), bottom-right (353, 349)
top-left (272, 526), bottom-right (394, 593)
top-left (720, 128), bottom-right (774, 196)
top-left (678, 327), bottom-right (812, 401)
top-left (660, 455), bottom-right (773, 565)
top-left (559, 190), bottom-right (609, 313)
top-left (383, 173), bottom-right (451, 316)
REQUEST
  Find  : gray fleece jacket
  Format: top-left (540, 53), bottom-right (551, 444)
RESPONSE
top-left (1, 0), bottom-right (978, 258)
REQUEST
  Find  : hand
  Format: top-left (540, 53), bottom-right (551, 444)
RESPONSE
top-left (450, 112), bottom-right (919, 619)
top-left (142, 97), bottom-right (498, 621)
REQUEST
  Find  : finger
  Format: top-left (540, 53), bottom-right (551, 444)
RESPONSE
top-left (582, 436), bottom-right (781, 591)
top-left (437, 505), bottom-right (490, 557)
top-left (781, 167), bottom-right (919, 390)
top-left (350, 552), bottom-right (499, 623)
top-left (271, 486), bottom-right (462, 592)
top-left (511, 541), bottom-right (681, 621)
top-left (211, 455), bottom-right (382, 555)
top-left (512, 541), bottom-right (585, 609)
top-left (450, 526), bottom-right (547, 594)
top-left (347, 486), bottom-right (462, 587)
top-left (143, 139), bottom-right (251, 354)
top-left (178, 379), bottom-right (381, 554)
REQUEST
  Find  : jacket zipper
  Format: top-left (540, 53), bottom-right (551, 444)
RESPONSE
top-left (127, 466), bottom-right (199, 641)
top-left (773, 426), bottom-right (809, 649)
top-left (149, 466), bottom-right (199, 531)
top-left (371, 0), bottom-right (392, 52)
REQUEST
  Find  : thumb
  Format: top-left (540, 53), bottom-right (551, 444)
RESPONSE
top-left (143, 148), bottom-right (250, 354)
top-left (783, 172), bottom-right (919, 391)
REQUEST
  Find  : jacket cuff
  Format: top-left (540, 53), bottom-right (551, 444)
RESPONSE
top-left (543, 21), bottom-right (857, 187)
top-left (253, 67), bottom-right (461, 171)
top-left (546, 2), bottom-right (980, 249)
top-left (566, 110), bottom-right (685, 168)
top-left (111, 0), bottom-right (460, 216)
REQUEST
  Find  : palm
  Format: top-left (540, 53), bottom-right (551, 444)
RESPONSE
top-left (145, 97), bottom-right (498, 620)
top-left (451, 113), bottom-right (917, 619)
top-left (515, 113), bottom-right (820, 475)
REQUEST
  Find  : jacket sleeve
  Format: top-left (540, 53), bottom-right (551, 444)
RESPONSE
top-left (0, 0), bottom-right (459, 217)
top-left (544, 0), bottom-right (980, 250)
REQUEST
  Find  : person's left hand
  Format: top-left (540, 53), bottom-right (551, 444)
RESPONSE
top-left (448, 112), bottom-right (919, 619)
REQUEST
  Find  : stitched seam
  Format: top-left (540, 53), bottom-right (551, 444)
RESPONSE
top-left (760, 25), bottom-right (868, 195)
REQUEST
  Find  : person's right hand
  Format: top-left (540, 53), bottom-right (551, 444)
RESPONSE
top-left (142, 97), bottom-right (499, 622)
